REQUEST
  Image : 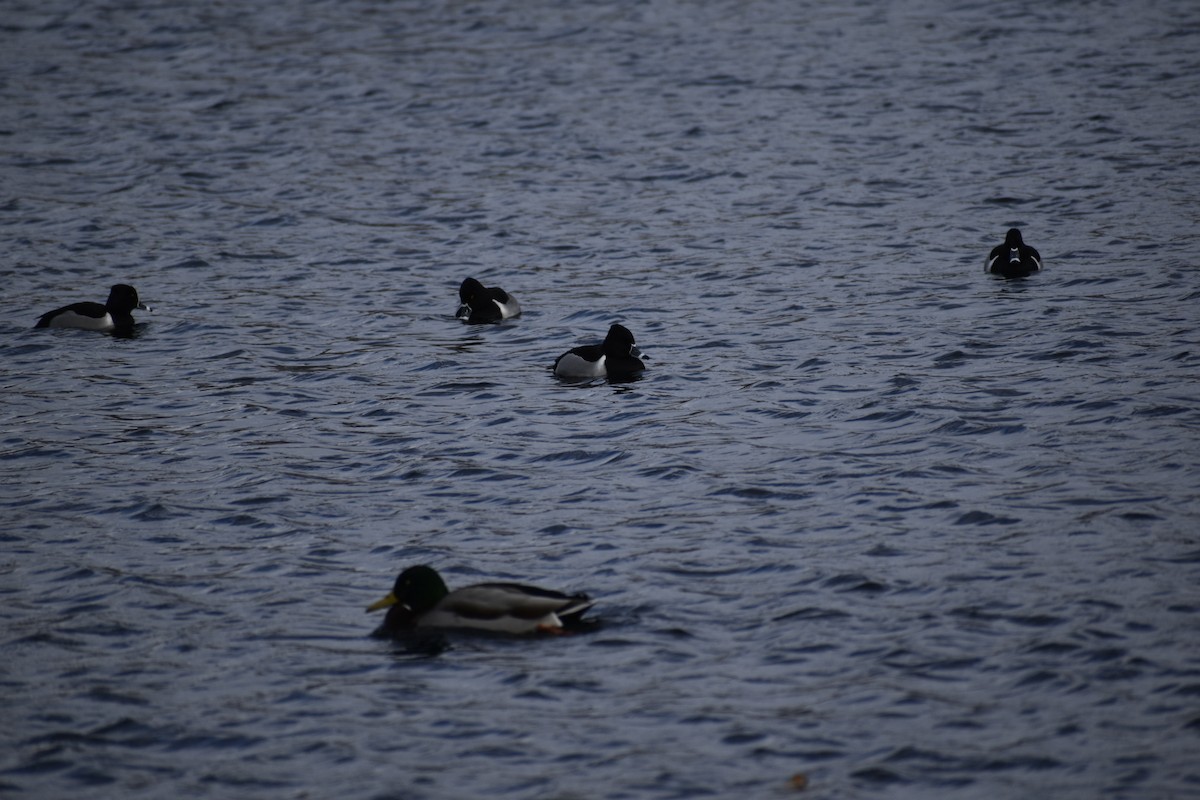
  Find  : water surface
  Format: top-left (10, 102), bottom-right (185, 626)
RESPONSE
top-left (2, 0), bottom-right (1199, 797)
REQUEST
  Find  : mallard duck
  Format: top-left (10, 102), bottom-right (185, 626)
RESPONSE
top-left (552, 323), bottom-right (645, 380)
top-left (456, 277), bottom-right (521, 323)
top-left (367, 565), bottom-right (595, 636)
top-left (986, 228), bottom-right (1043, 278)
top-left (35, 284), bottom-right (151, 333)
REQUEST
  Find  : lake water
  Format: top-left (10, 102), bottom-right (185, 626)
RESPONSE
top-left (2, 0), bottom-right (1198, 797)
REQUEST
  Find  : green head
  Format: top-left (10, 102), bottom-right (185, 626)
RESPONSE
top-left (367, 565), bottom-right (450, 615)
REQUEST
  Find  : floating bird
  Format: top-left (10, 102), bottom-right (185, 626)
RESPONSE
top-left (986, 228), bottom-right (1043, 278)
top-left (552, 323), bottom-right (645, 380)
top-left (35, 284), bottom-right (151, 333)
top-left (367, 565), bottom-right (595, 636)
top-left (456, 277), bottom-right (521, 323)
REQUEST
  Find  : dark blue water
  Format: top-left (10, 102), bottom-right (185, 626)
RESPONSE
top-left (2, 0), bottom-right (1199, 797)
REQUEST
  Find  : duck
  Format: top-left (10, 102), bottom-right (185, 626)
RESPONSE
top-left (553, 323), bottom-right (645, 380)
top-left (367, 564), bottom-right (595, 637)
top-left (456, 277), bottom-right (521, 323)
top-left (986, 228), bottom-right (1043, 278)
top-left (35, 284), bottom-right (150, 333)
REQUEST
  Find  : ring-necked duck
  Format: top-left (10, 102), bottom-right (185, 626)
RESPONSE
top-left (986, 228), bottom-right (1043, 278)
top-left (553, 323), bottom-right (645, 380)
top-left (367, 565), bottom-right (595, 637)
top-left (456, 277), bottom-right (521, 323)
top-left (34, 284), bottom-right (151, 332)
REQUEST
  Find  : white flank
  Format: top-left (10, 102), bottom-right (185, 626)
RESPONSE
top-left (49, 311), bottom-right (115, 331)
top-left (555, 353), bottom-right (606, 379)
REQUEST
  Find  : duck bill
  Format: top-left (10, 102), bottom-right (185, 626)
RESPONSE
top-left (137, 303), bottom-right (152, 312)
top-left (367, 591), bottom-right (399, 612)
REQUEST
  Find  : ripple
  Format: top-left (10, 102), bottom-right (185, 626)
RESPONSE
top-left (2, 0), bottom-right (1198, 798)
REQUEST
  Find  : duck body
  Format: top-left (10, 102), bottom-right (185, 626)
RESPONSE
top-left (457, 277), bottom-right (521, 323)
top-left (368, 565), bottom-right (594, 637)
top-left (35, 284), bottom-right (150, 332)
top-left (986, 228), bottom-right (1043, 278)
top-left (553, 323), bottom-right (645, 380)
